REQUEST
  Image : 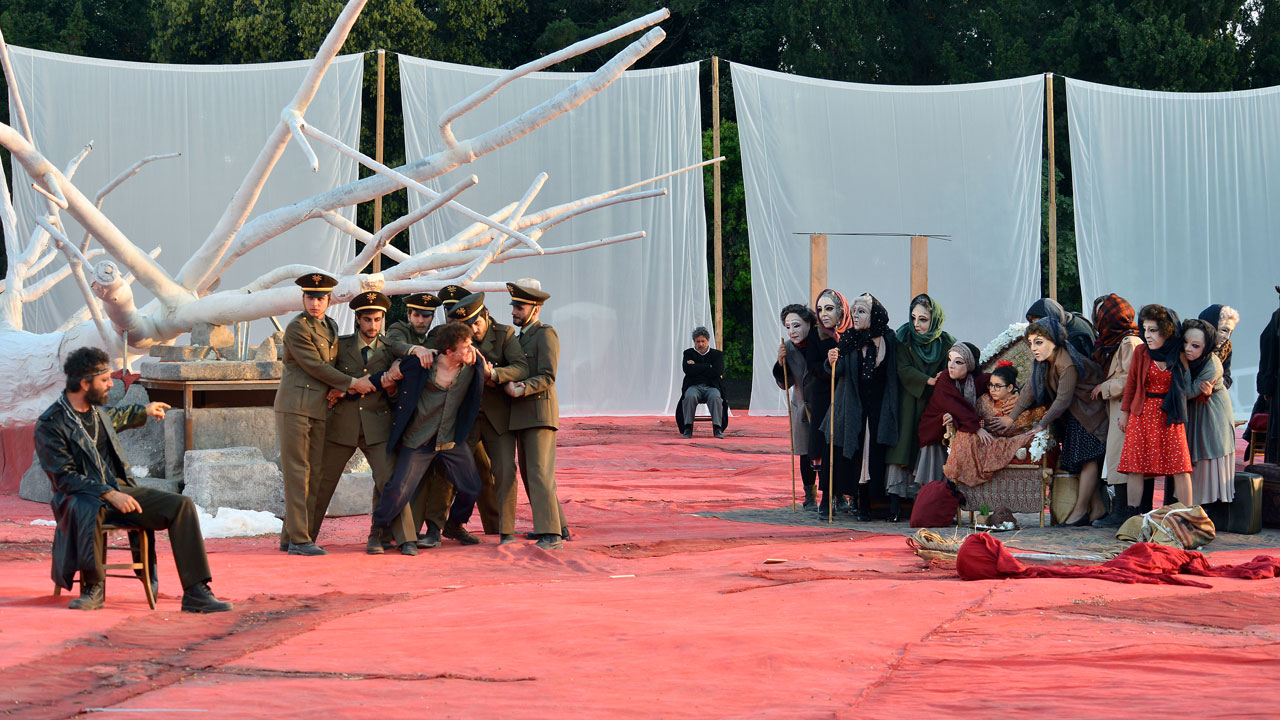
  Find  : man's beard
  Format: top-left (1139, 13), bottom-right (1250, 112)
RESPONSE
top-left (85, 385), bottom-right (109, 406)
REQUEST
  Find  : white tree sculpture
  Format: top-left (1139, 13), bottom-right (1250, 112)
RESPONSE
top-left (0, 1), bottom-right (716, 426)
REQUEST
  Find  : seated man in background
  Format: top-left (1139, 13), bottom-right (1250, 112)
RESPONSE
top-left (679, 326), bottom-right (726, 439)
top-left (36, 347), bottom-right (232, 613)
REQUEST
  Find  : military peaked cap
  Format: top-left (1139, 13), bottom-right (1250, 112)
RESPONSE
top-left (349, 291), bottom-right (391, 314)
top-left (449, 292), bottom-right (486, 324)
top-left (438, 285), bottom-right (469, 307)
top-left (507, 281), bottom-right (550, 306)
top-left (295, 272), bottom-right (338, 295)
top-left (405, 293), bottom-right (440, 312)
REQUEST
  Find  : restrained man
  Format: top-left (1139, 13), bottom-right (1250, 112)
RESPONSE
top-left (310, 292), bottom-right (418, 555)
top-left (366, 321), bottom-right (489, 551)
top-left (36, 347), bottom-right (232, 612)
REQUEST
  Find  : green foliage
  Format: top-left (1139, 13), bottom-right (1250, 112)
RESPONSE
top-left (703, 120), bottom-right (751, 378)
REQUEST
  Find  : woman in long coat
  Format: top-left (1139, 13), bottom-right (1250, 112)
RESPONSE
top-left (885, 294), bottom-right (954, 507)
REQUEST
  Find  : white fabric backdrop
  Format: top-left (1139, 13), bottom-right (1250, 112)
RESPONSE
top-left (7, 48), bottom-right (363, 336)
top-left (733, 65), bottom-right (1045, 415)
top-left (400, 56), bottom-right (710, 415)
top-left (1068, 78), bottom-right (1280, 419)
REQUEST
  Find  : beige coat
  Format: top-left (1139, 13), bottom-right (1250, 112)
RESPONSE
top-left (1095, 336), bottom-right (1141, 483)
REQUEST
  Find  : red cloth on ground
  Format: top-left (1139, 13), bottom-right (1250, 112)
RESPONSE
top-left (909, 480), bottom-right (961, 527)
top-left (955, 532), bottom-right (1280, 588)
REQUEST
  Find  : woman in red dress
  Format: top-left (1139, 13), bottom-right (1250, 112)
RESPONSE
top-left (1115, 304), bottom-right (1193, 523)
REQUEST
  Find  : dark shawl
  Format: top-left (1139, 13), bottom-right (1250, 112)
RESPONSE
top-left (1144, 308), bottom-right (1191, 427)
top-left (1198, 304), bottom-right (1234, 389)
top-left (1028, 297), bottom-right (1096, 357)
top-left (824, 331), bottom-right (900, 456)
top-left (918, 370), bottom-right (991, 448)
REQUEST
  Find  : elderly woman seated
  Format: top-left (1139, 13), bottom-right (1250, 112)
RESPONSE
top-left (917, 343), bottom-right (1044, 488)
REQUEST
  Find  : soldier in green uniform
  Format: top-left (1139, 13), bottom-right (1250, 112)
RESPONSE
top-left (504, 280), bottom-right (568, 549)
top-left (449, 292), bottom-right (528, 544)
top-left (274, 273), bottom-right (425, 556)
top-left (386, 292), bottom-right (438, 347)
top-left (310, 292), bottom-right (419, 555)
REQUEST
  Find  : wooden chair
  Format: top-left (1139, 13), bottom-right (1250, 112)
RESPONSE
top-left (54, 521), bottom-right (156, 610)
top-left (1244, 416), bottom-right (1267, 464)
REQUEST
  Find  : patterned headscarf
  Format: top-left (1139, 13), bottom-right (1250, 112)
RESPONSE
top-left (1091, 294), bottom-right (1139, 367)
top-left (814, 289), bottom-right (851, 342)
top-left (1198, 304), bottom-right (1233, 367)
top-left (840, 293), bottom-right (891, 353)
top-left (895, 294), bottom-right (948, 366)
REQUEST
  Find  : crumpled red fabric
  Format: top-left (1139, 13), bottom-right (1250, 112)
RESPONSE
top-left (955, 532), bottom-right (1280, 588)
top-left (110, 369), bottom-right (143, 391)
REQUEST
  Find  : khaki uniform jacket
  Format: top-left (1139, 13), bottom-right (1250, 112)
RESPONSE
top-left (326, 334), bottom-right (398, 447)
top-left (386, 320), bottom-right (429, 347)
top-left (475, 321), bottom-right (529, 433)
top-left (509, 321), bottom-right (559, 431)
top-left (274, 313), bottom-right (351, 420)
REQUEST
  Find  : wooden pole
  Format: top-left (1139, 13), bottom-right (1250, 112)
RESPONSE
top-left (1046, 72), bottom-right (1057, 301)
top-left (372, 49), bottom-right (386, 274)
top-left (809, 233), bottom-right (827, 303)
top-left (910, 235), bottom-right (929, 298)
top-left (827, 366), bottom-right (835, 524)
top-left (712, 57), bottom-right (723, 349)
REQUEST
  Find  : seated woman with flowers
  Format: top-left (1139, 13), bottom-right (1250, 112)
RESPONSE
top-left (941, 360), bottom-right (1045, 487)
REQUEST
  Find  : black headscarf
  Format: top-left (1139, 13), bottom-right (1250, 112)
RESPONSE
top-left (1029, 315), bottom-right (1098, 408)
top-left (1181, 318), bottom-right (1218, 385)
top-left (840, 294), bottom-right (892, 384)
top-left (1144, 308), bottom-right (1189, 426)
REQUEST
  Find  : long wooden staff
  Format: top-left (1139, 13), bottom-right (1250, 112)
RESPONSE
top-left (782, 341), bottom-right (796, 512)
top-left (828, 351), bottom-right (836, 525)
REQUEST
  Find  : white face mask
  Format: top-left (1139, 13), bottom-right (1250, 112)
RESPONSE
top-left (784, 314), bottom-right (811, 344)
top-left (817, 298), bottom-right (841, 330)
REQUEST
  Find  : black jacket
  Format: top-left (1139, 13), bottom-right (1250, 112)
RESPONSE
top-left (676, 347), bottom-right (729, 431)
top-left (377, 353), bottom-right (488, 455)
top-left (35, 398), bottom-right (150, 590)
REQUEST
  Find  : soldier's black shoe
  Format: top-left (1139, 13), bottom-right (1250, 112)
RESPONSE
top-left (443, 522), bottom-right (481, 545)
top-left (69, 582), bottom-right (104, 610)
top-left (535, 534), bottom-right (563, 550)
top-left (561, 525), bottom-right (571, 541)
top-left (366, 529), bottom-right (385, 555)
top-left (278, 539), bottom-right (289, 552)
top-left (417, 526), bottom-right (442, 548)
top-left (400, 542), bottom-right (419, 556)
top-left (288, 542), bottom-right (327, 556)
top-left (713, 427), bottom-right (724, 439)
top-left (681, 429), bottom-right (693, 439)
top-left (499, 534), bottom-right (517, 545)
top-left (181, 583), bottom-right (233, 613)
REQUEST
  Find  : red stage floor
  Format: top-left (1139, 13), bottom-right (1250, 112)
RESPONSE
top-left (3, 416), bottom-right (1279, 719)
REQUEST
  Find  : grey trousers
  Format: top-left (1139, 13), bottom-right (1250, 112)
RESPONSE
top-left (682, 385), bottom-right (724, 429)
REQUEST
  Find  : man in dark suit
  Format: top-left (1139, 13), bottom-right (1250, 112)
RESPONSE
top-left (366, 321), bottom-right (489, 552)
top-left (504, 280), bottom-right (568, 549)
top-left (311, 292), bottom-right (418, 554)
top-left (36, 347), bottom-right (231, 612)
top-left (680, 326), bottom-right (726, 438)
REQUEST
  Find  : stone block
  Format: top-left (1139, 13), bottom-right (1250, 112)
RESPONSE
top-left (190, 323), bottom-right (235, 348)
top-left (136, 477), bottom-right (182, 494)
top-left (19, 453), bottom-right (51, 504)
top-left (253, 336), bottom-right (278, 362)
top-left (138, 359), bottom-right (282, 381)
top-left (149, 346), bottom-right (214, 361)
top-left (183, 446), bottom-right (283, 515)
top-left (165, 407), bottom-right (279, 485)
top-left (325, 472), bottom-right (376, 517)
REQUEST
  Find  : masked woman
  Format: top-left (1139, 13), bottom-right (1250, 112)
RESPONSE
top-left (803, 289), bottom-right (849, 513)
top-left (1182, 318), bottom-right (1236, 504)
top-left (995, 316), bottom-right (1109, 526)
top-left (823, 294), bottom-right (899, 520)
top-left (885, 294), bottom-right (954, 516)
top-left (773, 304), bottom-right (819, 508)
top-left (1197, 304), bottom-right (1239, 389)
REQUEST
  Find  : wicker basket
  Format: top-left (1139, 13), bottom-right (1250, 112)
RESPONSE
top-left (1049, 472), bottom-right (1079, 526)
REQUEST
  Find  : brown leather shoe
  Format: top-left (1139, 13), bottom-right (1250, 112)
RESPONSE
top-left (69, 582), bottom-right (104, 610)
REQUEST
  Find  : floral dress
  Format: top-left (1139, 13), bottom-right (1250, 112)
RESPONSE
top-left (1117, 361), bottom-right (1193, 476)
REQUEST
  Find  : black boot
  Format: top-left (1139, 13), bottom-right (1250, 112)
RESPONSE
top-left (181, 582), bottom-right (233, 613)
top-left (1092, 504), bottom-right (1139, 529)
top-left (366, 526), bottom-right (386, 555)
top-left (69, 582), bottom-right (104, 610)
top-left (802, 483), bottom-right (818, 510)
top-left (888, 495), bottom-right (903, 523)
top-left (857, 486), bottom-right (872, 521)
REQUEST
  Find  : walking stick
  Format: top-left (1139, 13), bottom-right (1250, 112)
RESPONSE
top-left (782, 341), bottom-right (796, 512)
top-left (828, 353), bottom-right (836, 525)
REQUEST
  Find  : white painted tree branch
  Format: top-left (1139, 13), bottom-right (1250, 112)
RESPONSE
top-left (438, 8), bottom-right (670, 148)
top-left (176, 0), bottom-right (368, 292)
top-left (79, 152), bottom-right (182, 252)
top-left (21, 249), bottom-right (106, 300)
top-left (340, 175), bottom-right (478, 275)
top-left (63, 142), bottom-right (94, 180)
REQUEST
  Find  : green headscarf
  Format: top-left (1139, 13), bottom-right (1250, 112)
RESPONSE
top-left (895, 294), bottom-right (948, 365)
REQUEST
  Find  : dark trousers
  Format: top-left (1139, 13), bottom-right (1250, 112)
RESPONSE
top-left (374, 442), bottom-right (480, 529)
top-left (415, 438), bottom-right (496, 534)
top-left (97, 485), bottom-right (211, 590)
